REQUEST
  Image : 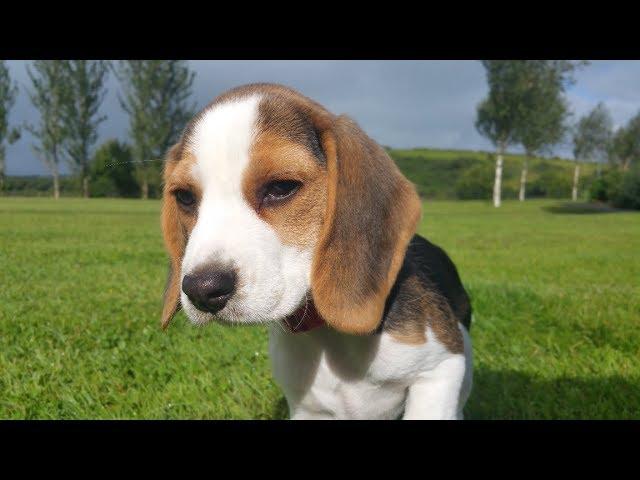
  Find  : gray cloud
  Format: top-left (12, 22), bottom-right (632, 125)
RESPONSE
top-left (5, 60), bottom-right (640, 175)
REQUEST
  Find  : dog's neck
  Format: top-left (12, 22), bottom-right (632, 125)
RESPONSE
top-left (282, 299), bottom-right (326, 333)
top-left (281, 249), bottom-right (412, 334)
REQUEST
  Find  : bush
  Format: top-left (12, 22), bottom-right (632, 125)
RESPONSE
top-left (455, 164), bottom-right (494, 200)
top-left (90, 140), bottom-right (140, 198)
top-left (589, 177), bottom-right (609, 202)
top-left (4, 175), bottom-right (81, 197)
top-left (501, 185), bottom-right (519, 200)
top-left (5, 176), bottom-right (52, 195)
top-left (611, 168), bottom-right (640, 210)
top-left (588, 168), bottom-right (640, 210)
top-left (588, 169), bottom-right (623, 203)
top-left (529, 170), bottom-right (573, 199)
top-left (526, 181), bottom-right (547, 198)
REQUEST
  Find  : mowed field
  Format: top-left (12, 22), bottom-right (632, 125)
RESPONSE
top-left (1, 197), bottom-right (639, 419)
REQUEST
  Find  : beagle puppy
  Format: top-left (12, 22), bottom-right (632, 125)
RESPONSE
top-left (160, 83), bottom-right (473, 420)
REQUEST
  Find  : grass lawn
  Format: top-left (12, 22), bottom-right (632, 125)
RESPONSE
top-left (0, 197), bottom-right (638, 419)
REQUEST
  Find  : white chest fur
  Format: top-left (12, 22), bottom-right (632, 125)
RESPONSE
top-left (269, 322), bottom-right (473, 420)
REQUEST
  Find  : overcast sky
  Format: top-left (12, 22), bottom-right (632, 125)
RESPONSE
top-left (5, 60), bottom-right (640, 176)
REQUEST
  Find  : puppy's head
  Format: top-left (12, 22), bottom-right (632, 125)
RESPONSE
top-left (161, 83), bottom-right (421, 334)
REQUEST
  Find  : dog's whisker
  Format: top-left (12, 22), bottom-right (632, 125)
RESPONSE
top-left (276, 318), bottom-right (287, 333)
top-left (105, 159), bottom-right (164, 168)
top-left (293, 292), bottom-right (310, 331)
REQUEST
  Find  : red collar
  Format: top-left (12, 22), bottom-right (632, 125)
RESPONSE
top-left (282, 299), bottom-right (326, 333)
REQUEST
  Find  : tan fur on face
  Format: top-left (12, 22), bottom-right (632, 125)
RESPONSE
top-left (160, 83), bottom-right (422, 336)
top-left (161, 145), bottom-right (198, 329)
top-left (243, 133), bottom-right (327, 249)
top-left (232, 84), bottom-right (422, 335)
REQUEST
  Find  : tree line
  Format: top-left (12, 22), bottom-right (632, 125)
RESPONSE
top-left (476, 60), bottom-right (640, 208)
top-left (1, 60), bottom-right (638, 207)
top-left (0, 60), bottom-right (194, 199)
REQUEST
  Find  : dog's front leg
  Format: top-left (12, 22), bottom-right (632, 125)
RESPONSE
top-left (402, 353), bottom-right (470, 420)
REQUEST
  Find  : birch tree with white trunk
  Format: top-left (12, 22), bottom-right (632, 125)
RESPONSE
top-left (477, 61), bottom-right (587, 207)
top-left (572, 103), bottom-right (613, 201)
top-left (476, 61), bottom-right (522, 208)
top-left (514, 61), bottom-right (577, 202)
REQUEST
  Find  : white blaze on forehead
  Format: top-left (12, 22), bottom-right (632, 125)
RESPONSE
top-left (188, 94), bottom-right (261, 194)
top-left (179, 92), bottom-right (313, 325)
top-left (182, 94), bottom-right (262, 274)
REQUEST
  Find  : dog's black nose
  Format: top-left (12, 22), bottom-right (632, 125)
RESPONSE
top-left (182, 269), bottom-right (236, 314)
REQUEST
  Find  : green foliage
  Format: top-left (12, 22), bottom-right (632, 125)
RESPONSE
top-left (455, 163), bottom-right (494, 199)
top-left (0, 60), bottom-right (19, 192)
top-left (475, 61), bottom-right (524, 150)
top-left (610, 168), bottom-right (640, 210)
top-left (114, 61), bottom-right (195, 198)
top-left (4, 175), bottom-right (81, 197)
top-left (0, 61), bottom-right (18, 137)
top-left (1, 198), bottom-right (638, 419)
top-left (587, 167), bottom-right (640, 210)
top-left (392, 150), bottom-right (480, 198)
top-left (59, 60), bottom-right (110, 196)
top-left (588, 169), bottom-right (623, 203)
top-left (0, 61), bottom-right (18, 146)
top-left (4, 176), bottom-right (54, 195)
top-left (529, 169), bottom-right (573, 199)
top-left (89, 139), bottom-right (139, 198)
top-left (573, 103), bottom-right (613, 164)
top-left (26, 61), bottom-right (68, 166)
top-left (476, 61), bottom-right (584, 154)
top-left (26, 61), bottom-right (69, 198)
top-left (589, 177), bottom-right (608, 203)
top-left (610, 111), bottom-right (640, 171)
top-left (389, 147), bottom-right (595, 200)
top-left (513, 61), bottom-right (577, 157)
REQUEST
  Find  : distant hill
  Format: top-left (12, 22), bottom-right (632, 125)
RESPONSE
top-left (388, 147), bottom-right (597, 200)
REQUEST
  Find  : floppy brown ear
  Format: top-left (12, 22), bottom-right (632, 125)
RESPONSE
top-left (311, 115), bottom-right (422, 335)
top-left (160, 143), bottom-right (185, 330)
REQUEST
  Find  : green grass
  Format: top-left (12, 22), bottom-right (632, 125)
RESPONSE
top-left (1, 197), bottom-right (639, 419)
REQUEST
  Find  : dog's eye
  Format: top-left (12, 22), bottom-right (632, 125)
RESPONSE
top-left (262, 180), bottom-right (301, 206)
top-left (175, 189), bottom-right (196, 208)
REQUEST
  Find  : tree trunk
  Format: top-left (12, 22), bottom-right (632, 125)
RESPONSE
top-left (83, 176), bottom-right (90, 198)
top-left (519, 157), bottom-right (528, 202)
top-left (493, 148), bottom-right (504, 208)
top-left (142, 177), bottom-right (149, 200)
top-left (51, 150), bottom-right (60, 200)
top-left (0, 155), bottom-right (5, 194)
top-left (53, 169), bottom-right (60, 200)
top-left (572, 163), bottom-right (580, 202)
